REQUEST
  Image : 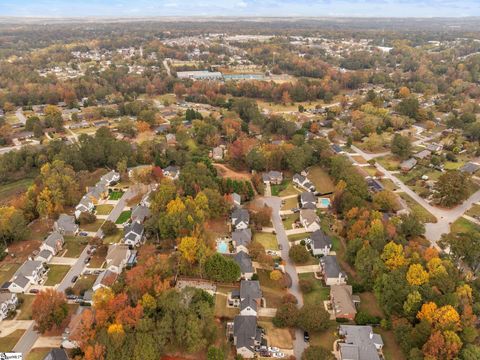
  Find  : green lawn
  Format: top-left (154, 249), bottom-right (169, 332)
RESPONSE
top-left (253, 232), bottom-right (278, 250)
top-left (215, 286), bottom-right (239, 319)
top-left (0, 263), bottom-right (21, 285)
top-left (80, 219), bottom-right (104, 232)
top-left (309, 166), bottom-right (335, 193)
top-left (108, 191), bottom-right (124, 200)
top-left (278, 182), bottom-right (301, 197)
top-left (0, 178), bottom-right (34, 202)
top-left (298, 273), bottom-right (329, 306)
top-left (115, 210), bottom-right (132, 224)
top-left (398, 192), bottom-right (437, 223)
top-left (103, 231), bottom-right (123, 244)
top-left (0, 329), bottom-right (25, 351)
top-left (26, 348), bottom-right (52, 360)
top-left (377, 155), bottom-right (401, 171)
top-left (451, 217), bottom-right (480, 235)
top-left (271, 180), bottom-right (290, 196)
top-left (281, 196), bottom-right (298, 210)
top-left (282, 213), bottom-right (299, 230)
top-left (45, 265), bottom-right (71, 286)
top-left (72, 275), bottom-right (97, 296)
top-left (287, 232), bottom-right (310, 242)
top-left (17, 294), bottom-right (36, 320)
top-left (257, 269), bottom-right (287, 308)
top-left (465, 204), bottom-right (480, 218)
top-left (309, 322), bottom-right (338, 351)
top-left (95, 204), bottom-right (114, 215)
top-left (63, 236), bottom-right (88, 258)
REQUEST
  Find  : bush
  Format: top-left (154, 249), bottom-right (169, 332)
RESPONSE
top-left (297, 303), bottom-right (330, 332)
top-left (281, 293), bottom-right (298, 305)
top-left (78, 212), bottom-right (96, 225)
top-left (302, 346), bottom-right (335, 360)
top-left (300, 239), bottom-right (306, 246)
top-left (251, 273), bottom-right (259, 281)
top-left (289, 244), bottom-right (310, 264)
top-left (64, 287), bottom-right (74, 296)
top-left (299, 279), bottom-right (314, 293)
top-left (102, 220), bottom-right (118, 236)
top-left (355, 311), bottom-right (381, 325)
top-left (273, 303), bottom-right (299, 328)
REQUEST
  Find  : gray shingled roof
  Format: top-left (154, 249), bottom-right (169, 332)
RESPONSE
top-left (234, 251), bottom-right (253, 273)
top-left (232, 229), bottom-right (252, 247)
top-left (300, 192), bottom-right (316, 209)
top-left (233, 315), bottom-right (257, 352)
top-left (240, 280), bottom-right (262, 300)
top-left (232, 208), bottom-right (249, 227)
top-left (321, 255), bottom-right (344, 278)
top-left (44, 231), bottom-right (63, 249)
top-left (311, 229), bottom-right (332, 250)
top-left (339, 325), bottom-right (383, 360)
top-left (131, 204), bottom-right (150, 223)
top-left (56, 214), bottom-right (77, 233)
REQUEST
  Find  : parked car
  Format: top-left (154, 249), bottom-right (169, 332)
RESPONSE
top-left (278, 244), bottom-right (283, 250)
top-left (71, 275), bottom-right (78, 283)
top-left (84, 257), bottom-right (91, 264)
top-left (66, 295), bottom-right (77, 300)
top-left (304, 331), bottom-right (310, 342)
top-left (79, 232), bottom-right (88, 237)
top-left (268, 347), bottom-right (280, 353)
top-left (273, 352), bottom-right (285, 358)
top-left (29, 289), bottom-right (39, 294)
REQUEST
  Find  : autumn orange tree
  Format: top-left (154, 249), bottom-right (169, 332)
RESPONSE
top-left (32, 288), bottom-right (69, 333)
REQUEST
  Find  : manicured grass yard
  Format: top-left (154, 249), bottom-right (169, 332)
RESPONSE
top-left (80, 219), bottom-right (104, 232)
top-left (258, 320), bottom-right (293, 349)
top-left (214, 286), bottom-right (239, 319)
top-left (103, 231), bottom-right (123, 244)
top-left (466, 204), bottom-right (480, 218)
top-left (257, 269), bottom-right (287, 308)
top-left (88, 245), bottom-right (107, 268)
top-left (0, 329), bottom-right (25, 351)
top-left (282, 213), bottom-right (299, 230)
top-left (108, 191), bottom-right (124, 200)
top-left (17, 294), bottom-right (36, 320)
top-left (63, 236), bottom-right (88, 257)
top-left (72, 274), bottom-right (97, 296)
top-left (115, 210), bottom-right (132, 224)
top-left (0, 263), bottom-right (21, 286)
top-left (95, 204), bottom-right (114, 215)
top-left (398, 192), bottom-right (437, 223)
top-left (298, 273), bottom-right (329, 306)
top-left (271, 180), bottom-right (290, 196)
top-left (278, 182), bottom-right (301, 197)
top-left (281, 196), bottom-right (298, 210)
top-left (45, 265), bottom-right (71, 286)
top-left (451, 217), bottom-right (480, 235)
top-left (309, 166), bottom-right (335, 193)
top-left (287, 232), bottom-right (309, 242)
top-left (253, 232), bottom-right (278, 250)
top-left (26, 348), bottom-right (52, 360)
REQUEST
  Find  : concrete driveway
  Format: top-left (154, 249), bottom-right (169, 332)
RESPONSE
top-left (261, 196), bottom-right (307, 359)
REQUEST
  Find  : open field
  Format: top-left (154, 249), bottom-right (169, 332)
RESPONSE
top-left (253, 232), bottom-right (278, 250)
top-left (95, 204), bottom-right (114, 215)
top-left (398, 192), bottom-right (437, 223)
top-left (0, 329), bottom-right (25, 351)
top-left (258, 320), bottom-right (293, 349)
top-left (45, 265), bottom-right (71, 286)
top-left (80, 219), bottom-right (104, 232)
top-left (0, 178), bottom-right (34, 204)
top-left (308, 166), bottom-right (335, 193)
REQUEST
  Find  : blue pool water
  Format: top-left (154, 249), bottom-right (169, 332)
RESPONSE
top-left (320, 198), bottom-right (331, 207)
top-left (217, 241), bottom-right (229, 253)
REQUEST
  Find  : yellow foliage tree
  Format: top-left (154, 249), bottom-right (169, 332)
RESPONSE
top-left (435, 305), bottom-right (461, 331)
top-left (270, 270), bottom-right (283, 281)
top-left (93, 287), bottom-right (114, 310)
top-left (406, 263), bottom-right (429, 286)
top-left (417, 302), bottom-right (438, 323)
top-left (178, 236), bottom-right (199, 264)
top-left (381, 241), bottom-right (406, 270)
top-left (398, 86), bottom-right (411, 98)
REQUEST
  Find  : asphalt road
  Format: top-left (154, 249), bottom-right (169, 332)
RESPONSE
top-left (262, 196), bottom-right (307, 359)
top-left (15, 108), bottom-right (26, 124)
top-left (12, 321), bottom-right (38, 356)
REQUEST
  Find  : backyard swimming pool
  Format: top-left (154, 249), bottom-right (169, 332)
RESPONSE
top-left (319, 198), bottom-right (331, 208)
top-left (217, 240), bottom-right (229, 254)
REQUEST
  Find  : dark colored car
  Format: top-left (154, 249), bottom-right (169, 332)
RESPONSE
top-left (304, 331), bottom-right (310, 342)
top-left (66, 295), bottom-right (77, 300)
top-left (84, 257), bottom-right (91, 264)
top-left (71, 275), bottom-right (78, 283)
top-left (29, 289), bottom-right (39, 294)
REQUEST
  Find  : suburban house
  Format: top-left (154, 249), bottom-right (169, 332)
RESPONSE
top-left (131, 204), bottom-right (150, 223)
top-left (426, 143), bottom-right (443, 153)
top-left (43, 348), bottom-right (69, 360)
top-left (366, 178), bottom-right (384, 193)
top-left (35, 249), bottom-right (54, 263)
top-left (8, 260), bottom-right (46, 293)
top-left (414, 149), bottom-right (431, 160)
top-left (300, 192), bottom-right (317, 210)
top-left (232, 208), bottom-right (250, 230)
top-left (293, 173), bottom-right (316, 192)
top-left (337, 325), bottom-right (384, 360)
top-left (460, 162), bottom-right (480, 174)
top-left (85, 181), bottom-right (109, 204)
top-left (40, 231), bottom-right (64, 255)
top-left (123, 221), bottom-right (145, 247)
top-left (92, 270), bottom-right (118, 292)
top-left (154, 123), bottom-right (171, 134)
top-left (331, 144), bottom-right (344, 154)
top-left (105, 245), bottom-right (131, 274)
top-left (163, 165), bottom-right (180, 180)
top-left (54, 214), bottom-right (79, 236)
top-left (0, 292), bottom-right (18, 321)
top-left (100, 170), bottom-right (120, 185)
top-left (212, 146), bottom-right (224, 160)
top-left (232, 228), bottom-right (252, 253)
top-left (400, 158), bottom-right (417, 172)
top-left (229, 280), bottom-right (263, 316)
top-left (320, 255), bottom-right (347, 286)
top-left (310, 229), bottom-right (332, 256)
top-left (232, 315), bottom-right (262, 359)
top-left (234, 251), bottom-right (254, 280)
top-left (300, 209), bottom-right (321, 232)
top-left (75, 195), bottom-right (94, 218)
top-left (330, 285), bottom-right (359, 320)
top-left (262, 171), bottom-right (283, 185)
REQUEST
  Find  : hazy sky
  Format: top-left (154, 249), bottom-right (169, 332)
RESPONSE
top-left (1, 0), bottom-right (479, 18)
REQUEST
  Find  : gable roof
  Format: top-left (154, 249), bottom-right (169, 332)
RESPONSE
top-left (16, 260), bottom-right (43, 277)
top-left (131, 204), bottom-right (150, 223)
top-left (339, 325), bottom-right (383, 360)
top-left (11, 274), bottom-right (30, 288)
top-left (300, 192), bottom-right (317, 209)
top-left (232, 229), bottom-right (252, 247)
top-left (43, 348), bottom-right (69, 360)
top-left (300, 209), bottom-right (319, 226)
top-left (331, 285), bottom-right (357, 317)
top-left (321, 255), bottom-right (345, 279)
top-left (232, 208), bottom-right (249, 226)
top-left (44, 231), bottom-right (64, 248)
top-left (233, 315), bottom-right (258, 352)
top-left (240, 280), bottom-right (262, 300)
top-left (311, 229), bottom-right (332, 250)
top-left (460, 162), bottom-right (480, 174)
top-left (400, 158), bottom-right (417, 170)
top-left (124, 221), bottom-right (144, 236)
top-left (106, 245), bottom-right (130, 268)
top-left (56, 214), bottom-right (77, 232)
top-left (234, 251), bottom-right (253, 273)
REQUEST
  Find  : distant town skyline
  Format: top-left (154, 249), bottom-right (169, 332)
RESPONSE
top-left (1, 0), bottom-right (480, 18)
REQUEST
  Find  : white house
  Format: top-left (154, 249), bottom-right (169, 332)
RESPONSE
top-left (40, 231), bottom-right (64, 256)
top-left (232, 208), bottom-right (250, 230)
top-left (0, 292), bottom-right (18, 321)
top-left (321, 255), bottom-right (347, 286)
top-left (300, 209), bottom-right (321, 232)
top-left (75, 195), bottom-right (94, 219)
top-left (100, 170), bottom-right (120, 185)
top-left (293, 173), bottom-right (316, 192)
top-left (8, 260), bottom-right (46, 293)
top-left (105, 245), bottom-right (131, 274)
top-left (123, 221), bottom-right (145, 247)
top-left (310, 229), bottom-right (332, 256)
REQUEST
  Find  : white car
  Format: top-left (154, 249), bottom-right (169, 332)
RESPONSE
top-left (268, 347), bottom-right (280, 353)
top-left (273, 352), bottom-right (285, 358)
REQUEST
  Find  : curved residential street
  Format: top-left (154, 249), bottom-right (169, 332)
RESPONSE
top-left (261, 196), bottom-right (307, 359)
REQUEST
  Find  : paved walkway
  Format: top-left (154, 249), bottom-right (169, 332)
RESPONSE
top-left (285, 228), bottom-right (308, 236)
top-left (261, 196), bottom-right (307, 359)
